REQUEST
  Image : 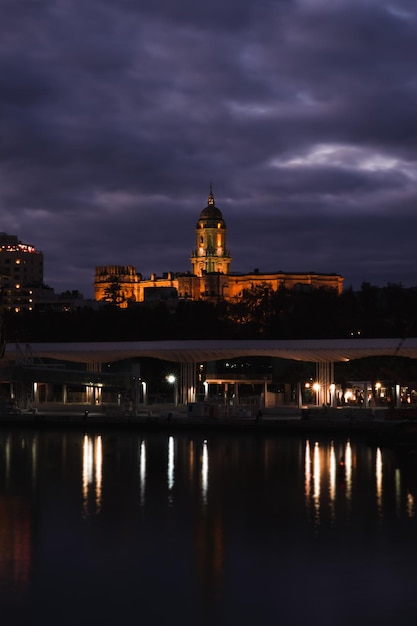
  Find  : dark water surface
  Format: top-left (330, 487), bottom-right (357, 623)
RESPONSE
top-left (1, 428), bottom-right (417, 625)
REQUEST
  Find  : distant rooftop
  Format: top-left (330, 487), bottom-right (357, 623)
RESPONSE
top-left (0, 232), bottom-right (38, 253)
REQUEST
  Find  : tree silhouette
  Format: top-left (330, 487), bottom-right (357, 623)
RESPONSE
top-left (102, 276), bottom-right (126, 307)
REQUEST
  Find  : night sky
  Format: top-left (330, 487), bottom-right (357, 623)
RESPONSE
top-left (1, 0), bottom-right (417, 298)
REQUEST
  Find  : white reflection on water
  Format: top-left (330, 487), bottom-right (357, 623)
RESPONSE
top-left (82, 435), bottom-right (93, 505)
top-left (139, 439), bottom-right (146, 507)
top-left (376, 447), bottom-right (383, 516)
top-left (95, 436), bottom-right (102, 513)
top-left (168, 436), bottom-right (175, 492)
top-left (2, 435), bottom-right (38, 490)
top-left (305, 441), bottom-right (392, 522)
top-left (82, 435), bottom-right (103, 518)
top-left (345, 440), bottom-right (352, 502)
top-left (201, 440), bottom-right (209, 507)
top-left (395, 468), bottom-right (401, 516)
top-left (313, 442), bottom-right (321, 527)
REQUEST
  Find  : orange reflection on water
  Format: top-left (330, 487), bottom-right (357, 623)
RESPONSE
top-left (305, 440), bottom-right (311, 499)
top-left (406, 491), bottom-right (415, 517)
top-left (188, 440), bottom-right (195, 492)
top-left (305, 439), bottom-right (355, 524)
top-left (0, 496), bottom-right (31, 593)
top-left (82, 435), bottom-right (103, 517)
top-left (313, 442), bottom-right (321, 526)
top-left (0, 434), bottom-right (37, 596)
top-left (329, 442), bottom-right (336, 520)
top-left (95, 436), bottom-right (102, 513)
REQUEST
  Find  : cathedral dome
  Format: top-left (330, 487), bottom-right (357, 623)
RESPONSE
top-left (199, 205), bottom-right (224, 221)
top-left (197, 186), bottom-right (226, 227)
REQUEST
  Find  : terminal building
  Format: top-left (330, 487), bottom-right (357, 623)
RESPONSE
top-left (94, 187), bottom-right (343, 306)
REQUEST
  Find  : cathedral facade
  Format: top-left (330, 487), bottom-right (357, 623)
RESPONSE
top-left (94, 188), bottom-right (343, 306)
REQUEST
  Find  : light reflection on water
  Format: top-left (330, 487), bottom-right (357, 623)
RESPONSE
top-left (168, 435), bottom-right (175, 492)
top-left (2, 430), bottom-right (417, 625)
top-left (82, 434), bottom-right (102, 517)
top-left (302, 438), bottom-right (417, 527)
top-left (201, 439), bottom-right (209, 507)
top-left (376, 446), bottom-right (383, 516)
top-left (407, 490), bottom-right (415, 517)
top-left (306, 439), bottom-right (356, 526)
top-left (139, 439), bottom-right (146, 507)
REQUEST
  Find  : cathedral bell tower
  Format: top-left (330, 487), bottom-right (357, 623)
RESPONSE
top-left (191, 186), bottom-right (231, 276)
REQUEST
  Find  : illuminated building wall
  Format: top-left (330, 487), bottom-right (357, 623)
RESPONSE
top-left (94, 265), bottom-right (141, 308)
top-left (93, 190), bottom-right (343, 305)
top-left (0, 233), bottom-right (44, 311)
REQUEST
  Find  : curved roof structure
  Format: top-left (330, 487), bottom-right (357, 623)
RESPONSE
top-left (3, 338), bottom-right (417, 365)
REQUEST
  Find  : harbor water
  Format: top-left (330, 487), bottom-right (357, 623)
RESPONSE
top-left (1, 428), bottom-right (417, 625)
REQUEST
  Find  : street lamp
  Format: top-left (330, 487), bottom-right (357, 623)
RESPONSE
top-left (166, 374), bottom-right (178, 406)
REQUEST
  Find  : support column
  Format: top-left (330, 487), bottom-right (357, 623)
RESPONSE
top-left (315, 362), bottom-right (334, 407)
top-left (87, 362), bottom-right (102, 406)
top-left (132, 363), bottom-right (141, 412)
top-left (329, 383), bottom-right (336, 408)
top-left (180, 362), bottom-right (197, 405)
top-left (297, 381), bottom-right (303, 408)
top-left (364, 383), bottom-right (370, 408)
top-left (235, 382), bottom-right (239, 406)
top-left (94, 386), bottom-right (102, 406)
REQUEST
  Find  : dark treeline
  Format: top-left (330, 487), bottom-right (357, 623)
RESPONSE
top-left (4, 282), bottom-right (417, 343)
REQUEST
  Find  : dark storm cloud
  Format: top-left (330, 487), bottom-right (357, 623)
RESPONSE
top-left (0, 0), bottom-right (416, 296)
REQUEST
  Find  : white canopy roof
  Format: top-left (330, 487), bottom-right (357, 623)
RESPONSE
top-left (3, 338), bottom-right (417, 364)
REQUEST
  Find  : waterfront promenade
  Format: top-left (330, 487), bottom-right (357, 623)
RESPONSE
top-left (1, 403), bottom-right (417, 447)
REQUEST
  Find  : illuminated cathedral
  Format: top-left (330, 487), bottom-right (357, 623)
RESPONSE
top-left (94, 187), bottom-right (343, 306)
